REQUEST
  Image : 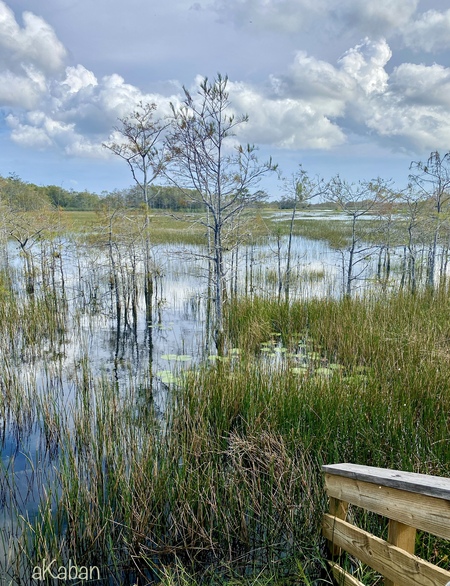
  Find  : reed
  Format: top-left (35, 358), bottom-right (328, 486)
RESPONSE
top-left (2, 227), bottom-right (450, 584)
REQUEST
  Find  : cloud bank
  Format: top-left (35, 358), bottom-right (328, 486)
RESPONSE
top-left (1, 0), bottom-right (450, 163)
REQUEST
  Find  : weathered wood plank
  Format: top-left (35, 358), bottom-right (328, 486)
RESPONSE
top-left (322, 463), bottom-right (450, 501)
top-left (385, 521), bottom-right (416, 586)
top-left (324, 473), bottom-right (450, 540)
top-left (322, 514), bottom-right (450, 586)
top-left (329, 562), bottom-right (366, 586)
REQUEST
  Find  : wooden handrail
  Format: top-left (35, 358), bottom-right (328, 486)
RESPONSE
top-left (322, 463), bottom-right (450, 586)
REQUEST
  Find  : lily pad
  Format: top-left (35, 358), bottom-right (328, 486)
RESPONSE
top-left (156, 370), bottom-right (180, 384)
top-left (161, 354), bottom-right (192, 362)
top-left (291, 366), bottom-right (308, 374)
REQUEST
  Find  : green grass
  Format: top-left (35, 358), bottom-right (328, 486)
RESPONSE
top-left (2, 234), bottom-right (450, 584)
top-left (45, 209), bottom-right (275, 245)
top-left (19, 206), bottom-right (354, 247)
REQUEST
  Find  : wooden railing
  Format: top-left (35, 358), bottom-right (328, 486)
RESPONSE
top-left (322, 463), bottom-right (450, 586)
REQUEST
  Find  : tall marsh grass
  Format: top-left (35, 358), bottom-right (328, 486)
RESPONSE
top-left (2, 234), bottom-right (450, 584)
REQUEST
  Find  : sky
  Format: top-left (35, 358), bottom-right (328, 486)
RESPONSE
top-left (1, 0), bottom-right (450, 197)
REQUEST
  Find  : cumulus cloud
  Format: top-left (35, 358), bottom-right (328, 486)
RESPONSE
top-left (0, 1), bottom-right (66, 109)
top-left (236, 38), bottom-right (392, 150)
top-left (8, 31), bottom-right (450, 159)
top-left (277, 51), bottom-right (352, 109)
top-left (62, 65), bottom-right (98, 94)
top-left (364, 61), bottom-right (450, 151)
top-left (229, 82), bottom-right (346, 149)
top-left (6, 112), bottom-right (72, 150)
top-left (0, 69), bottom-right (46, 109)
top-left (226, 36), bottom-right (450, 154)
top-left (2, 0), bottom-right (450, 164)
top-left (338, 38), bottom-right (391, 95)
top-left (390, 63), bottom-right (450, 108)
top-left (6, 64), bottom-right (181, 158)
top-left (0, 1), bottom-right (66, 73)
top-left (402, 9), bottom-right (450, 52)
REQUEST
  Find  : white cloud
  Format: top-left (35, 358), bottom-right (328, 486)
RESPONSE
top-left (281, 51), bottom-right (353, 109)
top-left (229, 82), bottom-right (346, 149)
top-left (364, 61), bottom-right (450, 151)
top-left (0, 70), bottom-right (46, 109)
top-left (364, 100), bottom-right (450, 152)
top-left (390, 63), bottom-right (450, 108)
top-left (2, 0), bottom-right (450, 165)
top-left (62, 65), bottom-right (98, 94)
top-left (402, 9), bottom-right (450, 52)
top-left (242, 38), bottom-right (391, 149)
top-left (338, 38), bottom-right (391, 95)
top-left (0, 1), bottom-right (66, 110)
top-left (4, 64), bottom-right (179, 158)
top-left (0, 1), bottom-right (66, 74)
top-left (228, 37), bottom-right (450, 154)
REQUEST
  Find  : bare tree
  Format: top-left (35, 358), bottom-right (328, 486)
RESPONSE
top-left (397, 187), bottom-right (429, 293)
top-left (326, 176), bottom-right (392, 297)
top-left (167, 74), bottom-right (276, 352)
top-left (103, 102), bottom-right (168, 321)
top-left (279, 166), bottom-right (325, 302)
top-left (409, 151), bottom-right (450, 290)
top-left (7, 210), bottom-right (49, 294)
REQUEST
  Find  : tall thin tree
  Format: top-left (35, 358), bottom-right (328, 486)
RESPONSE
top-left (167, 74), bottom-right (276, 352)
top-left (409, 151), bottom-right (450, 291)
top-left (104, 102), bottom-right (168, 322)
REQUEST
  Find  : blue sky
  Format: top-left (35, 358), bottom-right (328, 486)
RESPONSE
top-left (1, 0), bottom-right (450, 196)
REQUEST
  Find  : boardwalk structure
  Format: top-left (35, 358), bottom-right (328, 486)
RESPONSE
top-left (322, 463), bottom-right (450, 586)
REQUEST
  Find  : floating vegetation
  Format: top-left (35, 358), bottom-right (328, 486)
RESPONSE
top-left (161, 354), bottom-right (192, 361)
top-left (156, 370), bottom-right (181, 384)
top-left (291, 366), bottom-right (308, 375)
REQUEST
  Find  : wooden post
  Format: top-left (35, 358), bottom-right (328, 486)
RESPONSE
top-left (384, 520), bottom-right (416, 586)
top-left (328, 496), bottom-right (349, 557)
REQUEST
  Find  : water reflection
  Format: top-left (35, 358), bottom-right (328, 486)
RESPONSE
top-left (0, 232), bottom-right (349, 582)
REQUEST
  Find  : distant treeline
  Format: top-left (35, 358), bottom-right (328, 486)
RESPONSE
top-left (0, 174), bottom-right (101, 211)
top-left (103, 185), bottom-right (205, 211)
top-left (0, 173), bottom-right (291, 211)
top-left (0, 174), bottom-right (208, 212)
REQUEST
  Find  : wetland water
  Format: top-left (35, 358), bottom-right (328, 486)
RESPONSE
top-left (0, 228), bottom-right (374, 583)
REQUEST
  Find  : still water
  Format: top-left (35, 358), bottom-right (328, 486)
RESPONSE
top-left (0, 231), bottom-right (360, 582)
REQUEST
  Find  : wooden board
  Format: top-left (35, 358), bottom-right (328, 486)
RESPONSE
top-left (322, 463), bottom-right (450, 501)
top-left (329, 562), bottom-right (366, 586)
top-left (323, 514), bottom-right (450, 586)
top-left (324, 473), bottom-right (450, 540)
top-left (386, 521), bottom-right (417, 586)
